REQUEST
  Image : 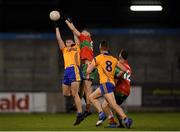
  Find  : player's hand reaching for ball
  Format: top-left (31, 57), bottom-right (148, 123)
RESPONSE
top-left (63, 15), bottom-right (73, 23)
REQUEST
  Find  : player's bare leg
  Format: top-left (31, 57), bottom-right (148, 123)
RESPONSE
top-left (62, 84), bottom-right (71, 96)
top-left (102, 100), bottom-right (113, 117)
top-left (104, 92), bottom-right (132, 128)
top-left (81, 60), bottom-right (93, 117)
top-left (71, 81), bottom-right (84, 125)
top-left (89, 88), bottom-right (102, 113)
top-left (71, 82), bottom-right (82, 113)
top-left (95, 100), bottom-right (116, 127)
top-left (83, 80), bottom-right (92, 117)
top-left (104, 92), bottom-right (126, 119)
top-left (116, 113), bottom-right (125, 128)
top-left (89, 88), bottom-right (107, 126)
top-left (62, 84), bottom-right (75, 112)
top-left (102, 98), bottom-right (125, 128)
top-left (68, 82), bottom-right (83, 113)
top-left (79, 82), bottom-right (85, 99)
top-left (101, 100), bottom-right (117, 127)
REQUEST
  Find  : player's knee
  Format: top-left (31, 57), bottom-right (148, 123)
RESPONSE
top-left (71, 90), bottom-right (78, 98)
top-left (102, 102), bottom-right (107, 109)
top-left (88, 94), bottom-right (93, 103)
top-left (109, 102), bottom-right (117, 108)
top-left (63, 91), bottom-right (71, 96)
top-left (63, 94), bottom-right (71, 97)
top-left (71, 91), bottom-right (75, 97)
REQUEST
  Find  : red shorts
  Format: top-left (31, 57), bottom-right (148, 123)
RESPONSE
top-left (115, 79), bottom-right (130, 96)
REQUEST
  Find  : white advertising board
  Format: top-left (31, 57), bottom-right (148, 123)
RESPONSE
top-left (0, 93), bottom-right (46, 112)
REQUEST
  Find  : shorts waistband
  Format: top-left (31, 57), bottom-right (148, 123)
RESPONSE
top-left (66, 64), bottom-right (79, 68)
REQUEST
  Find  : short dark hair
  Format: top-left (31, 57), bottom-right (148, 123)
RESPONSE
top-left (100, 40), bottom-right (109, 51)
top-left (64, 34), bottom-right (73, 41)
top-left (119, 49), bottom-right (128, 60)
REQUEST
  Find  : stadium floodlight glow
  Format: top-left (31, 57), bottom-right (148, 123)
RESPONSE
top-left (130, 5), bottom-right (163, 11)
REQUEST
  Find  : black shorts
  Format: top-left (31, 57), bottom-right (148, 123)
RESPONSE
top-left (114, 92), bottom-right (128, 105)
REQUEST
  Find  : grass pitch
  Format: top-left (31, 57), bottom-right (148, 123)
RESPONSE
top-left (0, 112), bottom-right (180, 131)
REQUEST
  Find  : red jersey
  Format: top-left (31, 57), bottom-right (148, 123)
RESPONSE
top-left (79, 34), bottom-right (92, 43)
top-left (115, 61), bottom-right (131, 96)
top-left (79, 34), bottom-right (94, 63)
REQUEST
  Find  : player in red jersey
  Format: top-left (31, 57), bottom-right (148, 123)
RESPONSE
top-left (96, 49), bottom-right (132, 128)
top-left (65, 18), bottom-right (96, 117)
top-left (115, 49), bottom-right (131, 97)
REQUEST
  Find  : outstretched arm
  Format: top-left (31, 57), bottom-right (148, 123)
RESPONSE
top-left (65, 20), bottom-right (81, 37)
top-left (73, 33), bottom-right (80, 45)
top-left (55, 27), bottom-right (65, 50)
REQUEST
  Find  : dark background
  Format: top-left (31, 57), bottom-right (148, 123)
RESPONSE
top-left (0, 0), bottom-right (180, 32)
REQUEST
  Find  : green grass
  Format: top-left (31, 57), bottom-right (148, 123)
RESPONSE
top-left (0, 112), bottom-right (180, 131)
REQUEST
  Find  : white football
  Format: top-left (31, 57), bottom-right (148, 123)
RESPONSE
top-left (49, 10), bottom-right (60, 21)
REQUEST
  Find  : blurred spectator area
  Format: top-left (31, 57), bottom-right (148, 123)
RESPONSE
top-left (0, 37), bottom-right (61, 92)
top-left (0, 29), bottom-right (180, 92)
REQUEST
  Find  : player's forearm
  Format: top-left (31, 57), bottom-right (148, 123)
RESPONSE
top-left (117, 62), bottom-right (127, 72)
top-left (55, 28), bottom-right (65, 49)
top-left (55, 27), bottom-right (61, 40)
top-left (65, 20), bottom-right (73, 29)
top-left (87, 63), bottom-right (95, 74)
top-left (74, 34), bottom-right (80, 44)
top-left (65, 20), bottom-right (81, 37)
